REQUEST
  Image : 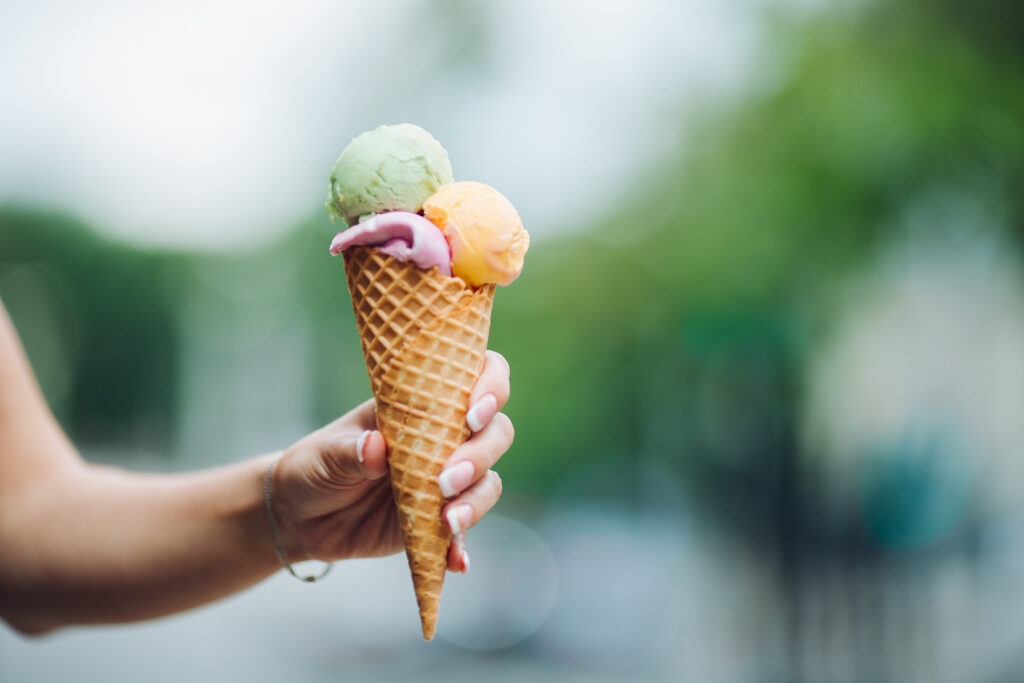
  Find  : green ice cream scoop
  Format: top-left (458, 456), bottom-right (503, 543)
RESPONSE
top-left (326, 123), bottom-right (454, 226)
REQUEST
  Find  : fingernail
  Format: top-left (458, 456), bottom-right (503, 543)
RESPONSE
top-left (356, 431), bottom-right (370, 463)
top-left (446, 504), bottom-right (473, 535)
top-left (461, 549), bottom-right (471, 574)
top-left (466, 394), bottom-right (498, 432)
top-left (438, 460), bottom-right (475, 498)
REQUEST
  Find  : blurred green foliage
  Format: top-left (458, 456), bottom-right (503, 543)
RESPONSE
top-left (2, 0), bottom-right (1022, 548)
top-left (0, 209), bottom-right (181, 447)
top-left (492, 0), bottom-right (1024, 540)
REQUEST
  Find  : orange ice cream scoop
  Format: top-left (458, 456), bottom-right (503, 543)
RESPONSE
top-left (423, 181), bottom-right (529, 287)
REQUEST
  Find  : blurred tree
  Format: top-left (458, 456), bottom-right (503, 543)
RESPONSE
top-left (0, 208), bottom-right (181, 451)
top-left (3, 0), bottom-right (1021, 544)
top-left (492, 0), bottom-right (1024, 545)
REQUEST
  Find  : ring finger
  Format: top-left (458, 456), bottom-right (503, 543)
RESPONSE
top-left (444, 469), bottom-right (503, 536)
top-left (437, 413), bottom-right (514, 498)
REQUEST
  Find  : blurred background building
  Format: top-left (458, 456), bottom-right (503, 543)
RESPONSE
top-left (2, 0), bottom-right (1024, 680)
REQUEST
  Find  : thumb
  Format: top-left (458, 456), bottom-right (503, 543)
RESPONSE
top-left (319, 428), bottom-right (389, 483)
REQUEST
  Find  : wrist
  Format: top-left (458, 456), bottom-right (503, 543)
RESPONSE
top-left (227, 454), bottom-right (290, 575)
top-left (264, 456), bottom-right (333, 583)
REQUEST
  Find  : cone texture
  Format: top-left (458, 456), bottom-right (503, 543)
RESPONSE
top-left (343, 246), bottom-right (494, 641)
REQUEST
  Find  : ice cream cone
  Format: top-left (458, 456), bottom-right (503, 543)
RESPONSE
top-left (342, 246), bottom-right (494, 641)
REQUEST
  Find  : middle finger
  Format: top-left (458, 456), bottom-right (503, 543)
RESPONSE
top-left (438, 412), bottom-right (514, 498)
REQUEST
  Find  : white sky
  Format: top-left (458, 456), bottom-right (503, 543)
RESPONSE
top-left (0, 0), bottom-right (769, 250)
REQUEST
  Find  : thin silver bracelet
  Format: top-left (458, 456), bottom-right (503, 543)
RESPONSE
top-left (264, 458), bottom-right (333, 583)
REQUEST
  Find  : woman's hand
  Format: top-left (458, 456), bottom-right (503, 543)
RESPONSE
top-left (269, 351), bottom-right (513, 572)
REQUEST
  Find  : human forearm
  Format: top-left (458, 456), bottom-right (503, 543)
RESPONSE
top-left (0, 296), bottom-right (514, 636)
top-left (0, 455), bottom-right (282, 634)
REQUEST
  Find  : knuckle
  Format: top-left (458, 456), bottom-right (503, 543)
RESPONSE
top-left (488, 350), bottom-right (510, 376)
top-left (495, 412), bottom-right (515, 443)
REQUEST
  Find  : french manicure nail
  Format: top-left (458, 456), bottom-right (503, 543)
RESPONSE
top-left (356, 431), bottom-right (370, 463)
top-left (438, 460), bottom-right (475, 498)
top-left (461, 550), bottom-right (471, 574)
top-left (466, 394), bottom-right (498, 432)
top-left (446, 504), bottom-right (473, 535)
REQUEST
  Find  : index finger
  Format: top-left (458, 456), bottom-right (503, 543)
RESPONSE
top-left (469, 350), bottom-right (511, 410)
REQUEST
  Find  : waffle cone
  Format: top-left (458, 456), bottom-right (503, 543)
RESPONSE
top-left (342, 246), bottom-right (494, 641)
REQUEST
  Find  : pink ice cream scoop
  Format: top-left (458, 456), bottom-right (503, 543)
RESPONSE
top-left (329, 211), bottom-right (452, 276)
